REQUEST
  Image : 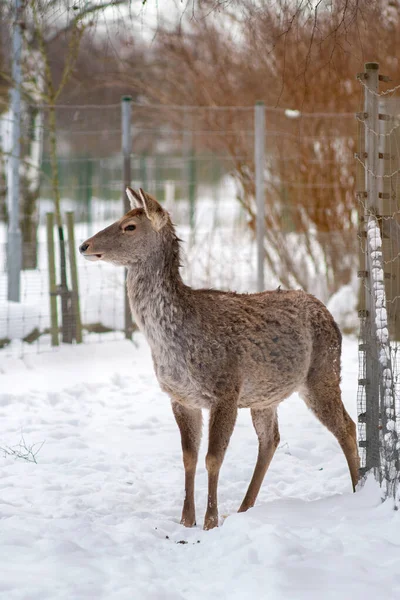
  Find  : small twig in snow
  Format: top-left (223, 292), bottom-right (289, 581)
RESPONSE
top-left (0, 435), bottom-right (45, 464)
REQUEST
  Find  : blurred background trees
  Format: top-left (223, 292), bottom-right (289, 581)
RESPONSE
top-left (1, 0), bottom-right (399, 297)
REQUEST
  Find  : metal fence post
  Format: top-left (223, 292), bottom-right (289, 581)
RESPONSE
top-left (255, 102), bottom-right (266, 292)
top-left (183, 109), bottom-right (196, 236)
top-left (121, 95), bottom-right (134, 340)
top-left (188, 147), bottom-right (196, 232)
top-left (363, 62), bottom-right (381, 474)
top-left (7, 0), bottom-right (23, 302)
top-left (85, 156), bottom-right (93, 238)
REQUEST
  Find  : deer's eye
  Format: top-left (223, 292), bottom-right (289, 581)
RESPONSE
top-left (124, 224), bottom-right (136, 232)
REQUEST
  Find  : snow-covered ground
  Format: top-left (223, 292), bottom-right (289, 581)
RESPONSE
top-left (0, 333), bottom-right (399, 600)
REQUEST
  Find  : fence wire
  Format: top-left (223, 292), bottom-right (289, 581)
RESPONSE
top-left (1, 101), bottom-right (356, 356)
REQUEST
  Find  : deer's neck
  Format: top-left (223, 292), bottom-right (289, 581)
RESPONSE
top-left (126, 259), bottom-right (188, 351)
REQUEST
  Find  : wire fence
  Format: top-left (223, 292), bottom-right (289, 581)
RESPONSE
top-left (1, 65), bottom-right (400, 505)
top-left (356, 63), bottom-right (400, 503)
top-left (0, 98), bottom-right (357, 355)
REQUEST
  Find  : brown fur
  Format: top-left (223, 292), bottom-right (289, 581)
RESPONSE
top-left (80, 188), bottom-right (359, 530)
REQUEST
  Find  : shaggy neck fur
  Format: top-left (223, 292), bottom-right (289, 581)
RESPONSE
top-left (126, 230), bottom-right (188, 351)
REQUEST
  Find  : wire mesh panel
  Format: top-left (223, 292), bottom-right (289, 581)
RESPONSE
top-left (356, 63), bottom-right (400, 503)
top-left (0, 103), bottom-right (126, 355)
top-left (262, 108), bottom-right (356, 300)
top-left (1, 99), bottom-right (357, 355)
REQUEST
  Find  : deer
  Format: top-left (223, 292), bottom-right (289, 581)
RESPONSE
top-left (79, 188), bottom-right (359, 530)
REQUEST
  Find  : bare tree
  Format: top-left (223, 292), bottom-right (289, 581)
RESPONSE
top-left (10, 0), bottom-right (130, 340)
top-left (1, 0), bottom-right (137, 270)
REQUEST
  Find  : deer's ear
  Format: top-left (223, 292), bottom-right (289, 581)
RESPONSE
top-left (126, 187), bottom-right (144, 209)
top-left (138, 188), bottom-right (169, 231)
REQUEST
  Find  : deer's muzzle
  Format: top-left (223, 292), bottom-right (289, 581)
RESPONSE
top-left (79, 241), bottom-right (103, 261)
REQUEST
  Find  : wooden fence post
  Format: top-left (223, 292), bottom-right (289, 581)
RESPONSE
top-left (46, 212), bottom-right (59, 346)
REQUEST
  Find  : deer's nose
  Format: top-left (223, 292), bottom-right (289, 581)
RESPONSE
top-left (79, 242), bottom-right (90, 253)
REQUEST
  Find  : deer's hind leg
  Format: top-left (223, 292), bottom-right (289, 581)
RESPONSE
top-left (172, 401), bottom-right (202, 527)
top-left (238, 407), bottom-right (280, 513)
top-left (302, 372), bottom-right (359, 492)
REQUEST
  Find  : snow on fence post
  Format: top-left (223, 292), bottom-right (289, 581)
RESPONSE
top-left (254, 102), bottom-right (266, 292)
top-left (367, 217), bottom-right (399, 501)
top-left (7, 0), bottom-right (23, 302)
top-left (121, 95), bottom-right (134, 340)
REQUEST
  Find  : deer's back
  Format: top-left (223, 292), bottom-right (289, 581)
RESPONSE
top-left (153, 288), bottom-right (340, 411)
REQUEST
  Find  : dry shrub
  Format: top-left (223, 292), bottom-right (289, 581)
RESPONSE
top-left (122, 0), bottom-right (400, 298)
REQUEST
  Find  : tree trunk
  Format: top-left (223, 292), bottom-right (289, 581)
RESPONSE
top-left (20, 188), bottom-right (38, 269)
top-left (19, 104), bottom-right (43, 270)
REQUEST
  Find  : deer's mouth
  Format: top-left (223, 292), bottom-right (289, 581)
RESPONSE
top-left (83, 253), bottom-right (103, 262)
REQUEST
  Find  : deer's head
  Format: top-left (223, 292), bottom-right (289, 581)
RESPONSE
top-left (79, 188), bottom-right (175, 268)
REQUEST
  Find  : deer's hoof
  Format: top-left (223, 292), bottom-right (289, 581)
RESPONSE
top-left (238, 501), bottom-right (253, 513)
top-left (203, 514), bottom-right (218, 530)
top-left (180, 516), bottom-right (196, 528)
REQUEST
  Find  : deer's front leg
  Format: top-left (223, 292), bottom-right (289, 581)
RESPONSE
top-left (204, 399), bottom-right (238, 530)
top-left (172, 401), bottom-right (202, 527)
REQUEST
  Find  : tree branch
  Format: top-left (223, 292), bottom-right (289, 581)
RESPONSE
top-left (54, 21), bottom-right (86, 101)
top-left (45, 0), bottom-right (131, 45)
top-left (31, 1), bottom-right (54, 102)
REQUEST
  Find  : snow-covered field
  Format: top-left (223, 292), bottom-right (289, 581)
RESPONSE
top-left (0, 184), bottom-right (390, 597)
top-left (1, 333), bottom-right (399, 600)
